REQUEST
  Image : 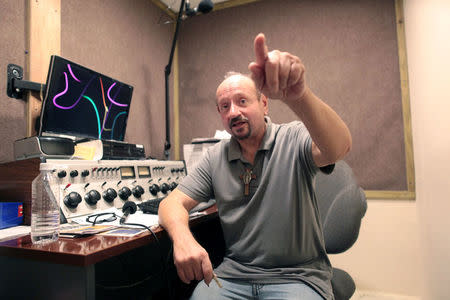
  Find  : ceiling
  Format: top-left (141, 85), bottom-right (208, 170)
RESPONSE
top-left (158, 0), bottom-right (230, 13)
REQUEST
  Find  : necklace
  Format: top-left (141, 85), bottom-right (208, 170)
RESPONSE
top-left (239, 168), bottom-right (256, 196)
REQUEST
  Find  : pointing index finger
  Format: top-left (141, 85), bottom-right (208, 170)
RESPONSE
top-left (254, 33), bottom-right (268, 67)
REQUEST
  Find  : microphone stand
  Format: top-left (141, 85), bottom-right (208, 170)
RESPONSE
top-left (164, 0), bottom-right (187, 160)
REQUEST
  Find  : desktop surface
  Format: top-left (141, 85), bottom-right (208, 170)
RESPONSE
top-left (0, 204), bottom-right (218, 266)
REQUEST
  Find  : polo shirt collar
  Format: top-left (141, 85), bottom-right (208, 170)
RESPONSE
top-left (227, 116), bottom-right (275, 162)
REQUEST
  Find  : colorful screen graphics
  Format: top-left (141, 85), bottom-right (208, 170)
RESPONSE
top-left (40, 56), bottom-right (133, 141)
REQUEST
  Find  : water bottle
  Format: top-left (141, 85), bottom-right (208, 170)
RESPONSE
top-left (31, 165), bottom-right (60, 244)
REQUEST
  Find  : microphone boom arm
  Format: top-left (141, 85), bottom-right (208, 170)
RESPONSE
top-left (164, 0), bottom-right (187, 160)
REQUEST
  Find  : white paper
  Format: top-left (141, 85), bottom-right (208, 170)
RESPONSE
top-left (214, 130), bottom-right (231, 139)
top-left (0, 225), bottom-right (31, 242)
top-left (71, 207), bottom-right (159, 229)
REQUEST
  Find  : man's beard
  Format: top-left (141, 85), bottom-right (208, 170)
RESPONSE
top-left (229, 116), bottom-right (251, 140)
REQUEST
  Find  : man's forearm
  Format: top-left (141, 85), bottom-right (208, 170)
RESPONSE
top-left (287, 88), bottom-right (352, 165)
top-left (158, 195), bottom-right (195, 244)
top-left (158, 191), bottom-right (214, 284)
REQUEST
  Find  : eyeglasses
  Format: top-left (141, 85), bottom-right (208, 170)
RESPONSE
top-left (86, 212), bottom-right (117, 225)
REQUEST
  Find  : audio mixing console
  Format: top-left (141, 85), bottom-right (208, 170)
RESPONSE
top-left (41, 159), bottom-right (186, 222)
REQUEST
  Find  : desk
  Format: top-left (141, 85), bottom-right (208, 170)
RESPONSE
top-left (0, 205), bottom-right (219, 300)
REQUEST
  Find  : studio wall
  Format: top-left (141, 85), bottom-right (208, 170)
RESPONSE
top-left (177, 0), bottom-right (410, 194)
top-left (0, 1), bottom-right (27, 163)
top-left (0, 0), bottom-right (173, 162)
top-left (61, 0), bottom-right (173, 159)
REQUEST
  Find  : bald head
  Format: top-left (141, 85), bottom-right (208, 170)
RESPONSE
top-left (216, 72), bottom-right (261, 102)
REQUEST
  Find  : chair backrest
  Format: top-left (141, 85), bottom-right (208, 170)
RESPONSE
top-left (315, 160), bottom-right (367, 254)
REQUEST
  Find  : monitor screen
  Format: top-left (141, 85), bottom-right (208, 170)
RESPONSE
top-left (39, 55), bottom-right (133, 141)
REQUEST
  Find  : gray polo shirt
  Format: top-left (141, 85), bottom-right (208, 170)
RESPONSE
top-left (178, 117), bottom-right (333, 299)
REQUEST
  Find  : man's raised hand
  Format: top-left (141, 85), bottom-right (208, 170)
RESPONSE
top-left (248, 33), bottom-right (308, 103)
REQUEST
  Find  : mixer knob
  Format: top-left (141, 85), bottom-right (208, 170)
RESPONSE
top-left (102, 188), bottom-right (117, 203)
top-left (169, 182), bottom-right (178, 191)
top-left (160, 183), bottom-right (170, 194)
top-left (118, 187), bottom-right (132, 200)
top-left (63, 192), bottom-right (82, 208)
top-left (132, 185), bottom-right (145, 198)
top-left (57, 170), bottom-right (67, 178)
top-left (70, 170), bottom-right (79, 178)
top-left (81, 170), bottom-right (90, 177)
top-left (84, 190), bottom-right (101, 205)
top-left (149, 184), bottom-right (160, 196)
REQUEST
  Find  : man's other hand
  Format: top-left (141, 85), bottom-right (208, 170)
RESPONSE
top-left (173, 237), bottom-right (214, 286)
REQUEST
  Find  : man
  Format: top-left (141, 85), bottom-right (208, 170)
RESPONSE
top-left (158, 33), bottom-right (352, 299)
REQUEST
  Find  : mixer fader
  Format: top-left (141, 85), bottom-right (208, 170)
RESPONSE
top-left (42, 159), bottom-right (187, 222)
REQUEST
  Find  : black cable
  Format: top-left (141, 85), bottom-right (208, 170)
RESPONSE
top-left (85, 212), bottom-right (174, 298)
top-left (96, 273), bottom-right (156, 290)
top-left (122, 222), bottom-right (174, 300)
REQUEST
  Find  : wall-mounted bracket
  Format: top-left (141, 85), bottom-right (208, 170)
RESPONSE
top-left (7, 64), bottom-right (45, 100)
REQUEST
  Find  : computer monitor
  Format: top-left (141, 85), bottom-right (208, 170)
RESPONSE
top-left (39, 55), bottom-right (133, 141)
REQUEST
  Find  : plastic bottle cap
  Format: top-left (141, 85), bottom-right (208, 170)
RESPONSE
top-left (39, 163), bottom-right (56, 171)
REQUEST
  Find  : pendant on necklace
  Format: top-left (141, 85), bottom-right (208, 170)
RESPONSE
top-left (239, 168), bottom-right (256, 196)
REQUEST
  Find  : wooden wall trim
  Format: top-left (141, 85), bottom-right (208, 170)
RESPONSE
top-left (213, 0), bottom-right (262, 11)
top-left (25, 0), bottom-right (61, 136)
top-left (365, 190), bottom-right (415, 200)
top-left (150, 0), bottom-right (177, 19)
top-left (395, 0), bottom-right (416, 200)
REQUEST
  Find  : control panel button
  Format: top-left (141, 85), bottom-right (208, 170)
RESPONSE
top-left (102, 188), bottom-right (117, 203)
top-left (160, 183), bottom-right (170, 194)
top-left (84, 190), bottom-right (101, 205)
top-left (118, 186), bottom-right (132, 200)
top-left (149, 184), bottom-right (160, 196)
top-left (169, 182), bottom-right (178, 191)
top-left (57, 170), bottom-right (67, 178)
top-left (63, 192), bottom-right (82, 209)
top-left (132, 185), bottom-right (145, 198)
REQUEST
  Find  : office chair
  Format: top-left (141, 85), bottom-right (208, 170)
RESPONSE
top-left (183, 161), bottom-right (366, 299)
top-left (315, 160), bottom-right (367, 300)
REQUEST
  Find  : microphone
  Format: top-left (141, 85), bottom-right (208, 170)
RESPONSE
top-left (185, 0), bottom-right (214, 17)
top-left (119, 201), bottom-right (137, 224)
